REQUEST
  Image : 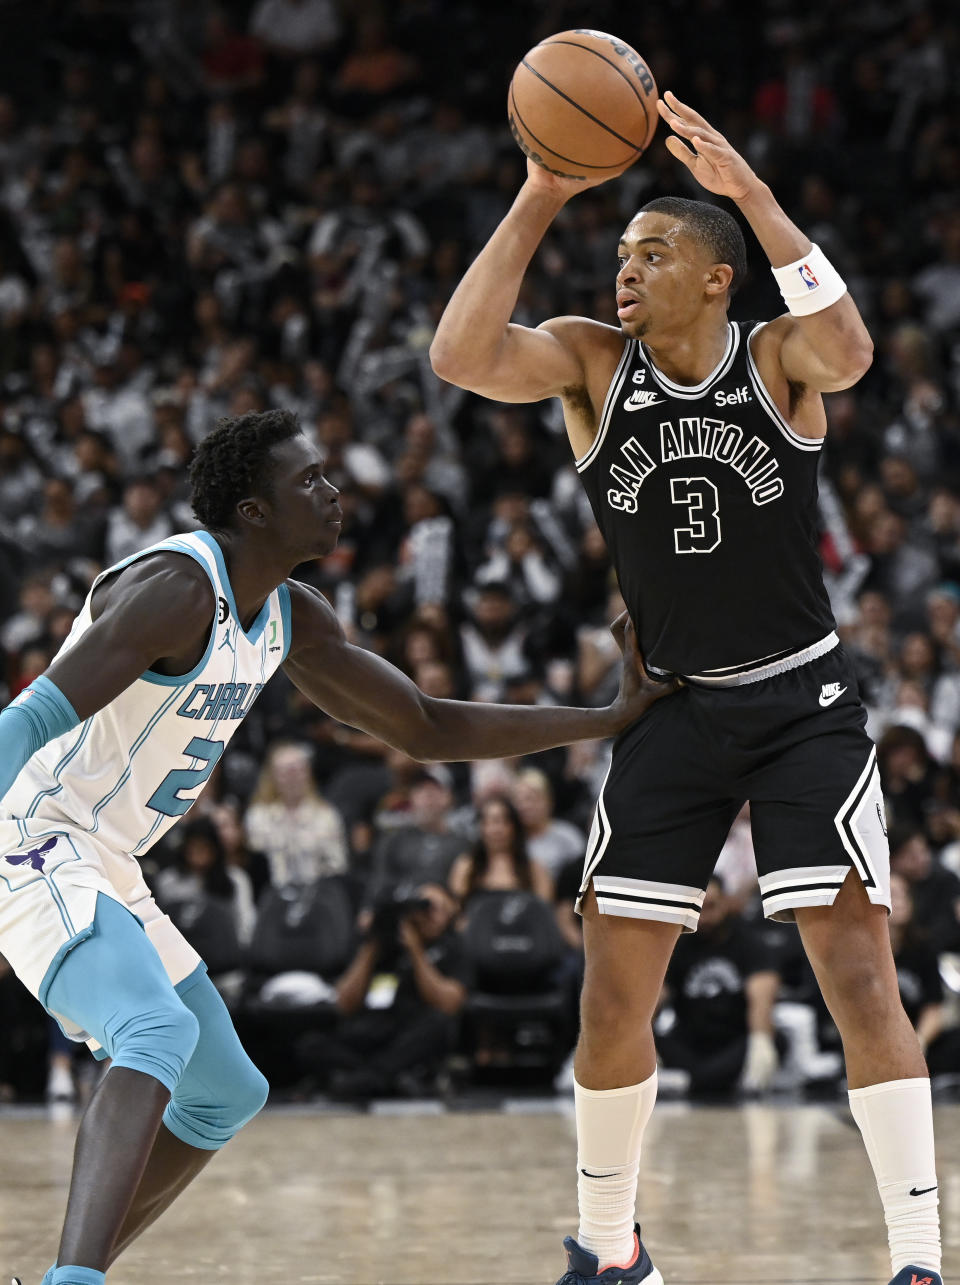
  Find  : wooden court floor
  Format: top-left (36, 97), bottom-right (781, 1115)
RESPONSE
top-left (1, 1099), bottom-right (958, 1285)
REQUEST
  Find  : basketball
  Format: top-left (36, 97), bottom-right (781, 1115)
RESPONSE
top-left (508, 29), bottom-right (658, 181)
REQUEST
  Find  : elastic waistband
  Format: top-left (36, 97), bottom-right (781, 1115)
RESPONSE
top-left (681, 632), bottom-right (839, 688)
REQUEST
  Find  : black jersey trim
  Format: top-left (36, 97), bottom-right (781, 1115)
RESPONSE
top-left (639, 322), bottom-right (739, 399)
top-left (594, 889), bottom-right (703, 913)
top-left (760, 879), bottom-right (845, 902)
top-left (745, 322), bottom-right (824, 452)
top-left (575, 338), bottom-right (635, 473)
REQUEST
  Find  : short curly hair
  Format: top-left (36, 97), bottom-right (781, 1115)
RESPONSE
top-left (638, 196), bottom-right (747, 297)
top-left (189, 409), bottom-right (304, 531)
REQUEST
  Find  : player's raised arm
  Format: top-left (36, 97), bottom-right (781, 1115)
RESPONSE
top-left (428, 161), bottom-right (609, 404)
top-left (0, 556), bottom-right (214, 800)
top-left (283, 581), bottom-right (672, 761)
top-left (657, 90), bottom-right (874, 393)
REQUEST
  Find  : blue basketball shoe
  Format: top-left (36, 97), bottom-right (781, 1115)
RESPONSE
top-left (888, 1270), bottom-right (942, 1285)
top-left (556, 1224), bottom-right (663, 1285)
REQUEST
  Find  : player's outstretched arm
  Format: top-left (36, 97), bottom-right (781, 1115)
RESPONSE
top-left (0, 555), bottom-right (215, 801)
top-left (658, 91), bottom-right (874, 393)
top-left (429, 160), bottom-right (611, 404)
top-left (283, 582), bottom-right (672, 762)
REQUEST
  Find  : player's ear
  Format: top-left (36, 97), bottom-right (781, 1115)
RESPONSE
top-left (236, 497), bottom-right (267, 527)
top-left (705, 262), bottom-right (734, 297)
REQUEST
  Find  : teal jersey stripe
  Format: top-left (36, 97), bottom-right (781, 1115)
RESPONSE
top-left (86, 688), bottom-right (183, 834)
top-left (278, 582), bottom-right (293, 661)
top-left (24, 717), bottom-right (94, 817)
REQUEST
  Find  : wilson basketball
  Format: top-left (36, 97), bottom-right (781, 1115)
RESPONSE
top-left (508, 29), bottom-right (658, 181)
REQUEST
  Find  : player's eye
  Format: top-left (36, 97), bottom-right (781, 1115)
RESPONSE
top-left (617, 256), bottom-right (627, 268)
top-left (646, 252), bottom-right (661, 263)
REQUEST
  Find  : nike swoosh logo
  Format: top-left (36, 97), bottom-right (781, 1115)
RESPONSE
top-left (580, 1168), bottom-right (617, 1178)
top-left (623, 399), bottom-right (665, 411)
top-left (818, 686), bottom-right (847, 706)
top-left (909, 1185), bottom-right (938, 1196)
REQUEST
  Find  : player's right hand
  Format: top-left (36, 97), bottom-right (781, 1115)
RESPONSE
top-left (523, 156), bottom-right (612, 201)
top-left (610, 609), bottom-right (679, 730)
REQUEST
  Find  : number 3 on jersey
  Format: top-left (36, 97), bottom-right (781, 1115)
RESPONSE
top-left (671, 476), bottom-right (721, 554)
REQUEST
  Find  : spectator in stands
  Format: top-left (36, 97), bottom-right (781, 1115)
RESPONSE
top-left (888, 823), bottom-right (960, 955)
top-left (154, 815), bottom-right (257, 949)
top-left (459, 582), bottom-right (529, 702)
top-left (298, 882), bottom-right (469, 1098)
top-left (657, 877), bottom-right (781, 1097)
top-left (0, 570), bottom-right (57, 657)
top-left (888, 871), bottom-right (948, 1062)
top-left (245, 741), bottom-right (348, 886)
top-left (364, 764), bottom-right (462, 909)
top-left (104, 476), bottom-right (173, 565)
top-left (878, 724), bottom-right (938, 829)
top-left (449, 794), bottom-right (553, 905)
top-left (250, 0), bottom-right (342, 60)
top-left (0, 428), bottom-right (43, 524)
top-left (16, 477), bottom-right (101, 571)
top-left (211, 799), bottom-right (271, 903)
top-left (512, 768), bottom-right (584, 881)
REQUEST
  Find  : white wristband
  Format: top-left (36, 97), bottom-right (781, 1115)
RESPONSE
top-left (771, 243), bottom-right (847, 317)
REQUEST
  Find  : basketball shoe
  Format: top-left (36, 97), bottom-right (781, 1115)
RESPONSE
top-left (887, 1270), bottom-right (942, 1285)
top-left (555, 1224), bottom-right (663, 1285)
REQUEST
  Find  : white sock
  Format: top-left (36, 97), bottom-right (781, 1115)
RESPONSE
top-left (575, 1069), bottom-right (657, 1268)
top-left (848, 1077), bottom-right (941, 1276)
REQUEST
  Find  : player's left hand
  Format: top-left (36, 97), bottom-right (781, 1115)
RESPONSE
top-left (657, 91), bottom-right (760, 202)
top-left (610, 610), bottom-right (678, 730)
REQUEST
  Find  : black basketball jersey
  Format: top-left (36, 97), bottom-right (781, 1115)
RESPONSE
top-left (577, 320), bottom-right (836, 679)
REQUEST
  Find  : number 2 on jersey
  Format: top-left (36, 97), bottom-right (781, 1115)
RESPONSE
top-left (670, 476), bottom-right (721, 554)
top-left (147, 736), bottom-right (225, 817)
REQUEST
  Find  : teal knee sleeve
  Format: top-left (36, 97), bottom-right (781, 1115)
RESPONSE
top-left (45, 895), bottom-right (200, 1093)
top-left (162, 969), bottom-right (268, 1151)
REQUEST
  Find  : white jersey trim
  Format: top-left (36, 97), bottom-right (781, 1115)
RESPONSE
top-left (745, 322), bottom-right (824, 452)
top-left (575, 338), bottom-right (635, 473)
top-left (683, 631), bottom-right (839, 686)
top-left (833, 746), bottom-right (883, 890)
top-left (575, 754), bottom-right (615, 910)
top-left (640, 321), bottom-right (739, 399)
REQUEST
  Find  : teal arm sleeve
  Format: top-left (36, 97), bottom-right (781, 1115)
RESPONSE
top-left (0, 675), bottom-right (81, 799)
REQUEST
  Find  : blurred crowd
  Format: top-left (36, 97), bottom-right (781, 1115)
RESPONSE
top-left (1, 0), bottom-right (960, 1103)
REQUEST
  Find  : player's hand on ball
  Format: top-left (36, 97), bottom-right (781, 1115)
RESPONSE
top-left (523, 157), bottom-right (611, 202)
top-left (610, 609), bottom-right (678, 729)
top-left (657, 91), bottom-right (759, 202)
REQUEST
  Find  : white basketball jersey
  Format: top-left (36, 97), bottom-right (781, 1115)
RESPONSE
top-left (1, 531), bottom-right (291, 858)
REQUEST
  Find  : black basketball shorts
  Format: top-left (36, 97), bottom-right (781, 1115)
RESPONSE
top-left (576, 641), bottom-right (890, 929)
